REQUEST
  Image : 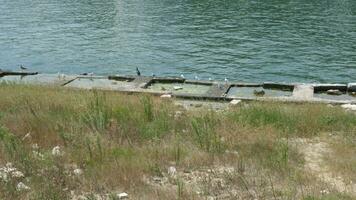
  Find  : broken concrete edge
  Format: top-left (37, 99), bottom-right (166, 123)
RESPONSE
top-left (263, 82), bottom-right (295, 91)
top-left (313, 83), bottom-right (348, 92)
top-left (108, 75), bottom-right (135, 82)
top-left (0, 71), bottom-right (39, 77)
top-left (229, 82), bottom-right (262, 87)
top-left (347, 83), bottom-right (356, 93)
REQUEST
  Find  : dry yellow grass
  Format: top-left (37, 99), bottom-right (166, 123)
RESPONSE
top-left (0, 83), bottom-right (355, 200)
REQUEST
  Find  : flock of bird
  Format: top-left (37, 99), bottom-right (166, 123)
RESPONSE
top-left (2, 65), bottom-right (267, 96)
top-left (3, 66), bottom-right (230, 83)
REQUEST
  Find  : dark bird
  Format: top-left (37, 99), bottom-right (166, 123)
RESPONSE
top-left (253, 89), bottom-right (265, 96)
top-left (20, 65), bottom-right (27, 71)
top-left (136, 67), bottom-right (141, 76)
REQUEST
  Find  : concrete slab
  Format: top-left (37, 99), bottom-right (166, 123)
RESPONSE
top-left (206, 83), bottom-right (230, 97)
top-left (65, 77), bottom-right (141, 91)
top-left (0, 74), bottom-right (76, 86)
top-left (132, 76), bottom-right (153, 88)
top-left (227, 86), bottom-right (293, 99)
top-left (292, 84), bottom-right (314, 99)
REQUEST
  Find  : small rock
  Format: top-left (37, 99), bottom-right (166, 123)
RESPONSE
top-left (160, 94), bottom-right (172, 98)
top-left (320, 189), bottom-right (330, 195)
top-left (117, 192), bottom-right (128, 199)
top-left (0, 171), bottom-right (8, 182)
top-left (207, 196), bottom-right (216, 200)
top-left (152, 176), bottom-right (162, 183)
top-left (16, 182), bottom-right (30, 191)
top-left (173, 86), bottom-right (183, 90)
top-left (11, 170), bottom-right (24, 178)
top-left (341, 104), bottom-right (356, 111)
top-left (31, 143), bottom-right (39, 150)
top-left (194, 103), bottom-right (203, 108)
top-left (174, 111), bottom-right (183, 119)
top-left (229, 99), bottom-right (241, 105)
top-left (52, 146), bottom-right (63, 156)
top-left (5, 162), bottom-right (13, 168)
top-left (73, 168), bottom-right (83, 176)
top-left (326, 89), bottom-right (343, 95)
top-left (32, 151), bottom-right (44, 160)
top-left (168, 166), bottom-right (177, 177)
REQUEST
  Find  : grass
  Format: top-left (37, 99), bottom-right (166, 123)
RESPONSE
top-left (0, 83), bottom-right (355, 199)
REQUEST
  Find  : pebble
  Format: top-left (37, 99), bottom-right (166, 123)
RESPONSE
top-left (52, 146), bottom-right (63, 156)
top-left (173, 86), bottom-right (183, 90)
top-left (16, 182), bottom-right (30, 191)
top-left (11, 170), bottom-right (24, 178)
top-left (31, 143), bottom-right (39, 149)
top-left (229, 99), bottom-right (241, 105)
top-left (341, 104), bottom-right (356, 111)
top-left (117, 192), bottom-right (128, 199)
top-left (160, 94), bottom-right (172, 98)
top-left (326, 89), bottom-right (343, 95)
top-left (73, 168), bottom-right (83, 176)
top-left (168, 166), bottom-right (177, 177)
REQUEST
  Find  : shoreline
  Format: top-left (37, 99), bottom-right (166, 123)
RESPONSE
top-left (0, 72), bottom-right (355, 105)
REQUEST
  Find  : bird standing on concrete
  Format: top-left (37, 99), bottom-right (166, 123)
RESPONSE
top-left (136, 67), bottom-right (141, 76)
top-left (180, 74), bottom-right (185, 79)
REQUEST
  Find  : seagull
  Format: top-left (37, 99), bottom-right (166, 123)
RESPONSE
top-left (208, 78), bottom-right (212, 81)
top-left (194, 75), bottom-right (199, 80)
top-left (224, 77), bottom-right (228, 83)
top-left (180, 74), bottom-right (185, 79)
top-left (151, 73), bottom-right (156, 77)
top-left (136, 67), bottom-right (141, 76)
top-left (20, 65), bottom-right (27, 71)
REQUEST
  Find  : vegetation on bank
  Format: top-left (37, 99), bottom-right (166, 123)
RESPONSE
top-left (0, 84), bottom-right (355, 200)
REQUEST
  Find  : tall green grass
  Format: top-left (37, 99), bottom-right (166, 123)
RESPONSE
top-left (0, 84), bottom-right (355, 199)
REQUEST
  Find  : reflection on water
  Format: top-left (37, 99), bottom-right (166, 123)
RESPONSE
top-left (0, 0), bottom-right (355, 83)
